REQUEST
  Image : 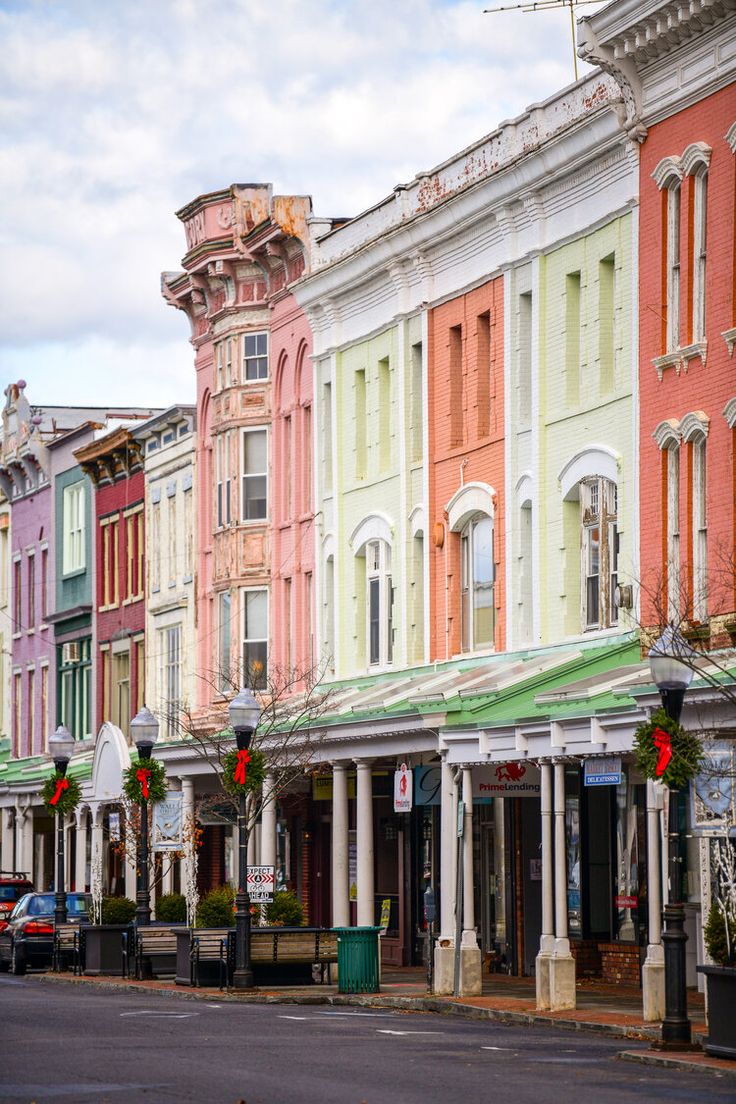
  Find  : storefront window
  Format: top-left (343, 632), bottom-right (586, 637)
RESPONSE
top-left (565, 775), bottom-right (582, 938)
top-left (612, 768), bottom-right (646, 943)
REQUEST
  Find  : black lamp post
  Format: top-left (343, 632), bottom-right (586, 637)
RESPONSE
top-left (130, 706), bottom-right (160, 928)
top-left (649, 624), bottom-right (696, 1049)
top-left (229, 687), bottom-right (262, 990)
top-left (48, 724), bottom-right (75, 926)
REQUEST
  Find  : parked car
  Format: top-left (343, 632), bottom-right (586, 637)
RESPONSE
top-left (0, 892), bottom-right (91, 975)
top-left (0, 872), bottom-right (34, 921)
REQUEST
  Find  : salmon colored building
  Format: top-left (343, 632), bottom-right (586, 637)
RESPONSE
top-left (427, 278), bottom-right (505, 660)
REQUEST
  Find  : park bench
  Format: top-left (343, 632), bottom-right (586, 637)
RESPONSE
top-left (176, 926), bottom-right (339, 987)
top-left (124, 925), bottom-right (183, 980)
top-left (189, 929), bottom-right (230, 989)
top-left (52, 922), bottom-right (82, 974)
top-left (250, 927), bottom-right (339, 985)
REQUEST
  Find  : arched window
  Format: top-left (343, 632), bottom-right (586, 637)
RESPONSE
top-left (580, 478), bottom-right (618, 630)
top-left (366, 539), bottom-right (393, 666)
top-left (460, 515), bottom-right (495, 652)
top-left (653, 157), bottom-right (684, 354)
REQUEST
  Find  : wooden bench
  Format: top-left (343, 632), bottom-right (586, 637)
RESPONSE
top-left (52, 922), bottom-right (82, 974)
top-left (126, 926), bottom-right (182, 980)
top-left (190, 930), bottom-right (230, 989)
top-left (250, 927), bottom-right (339, 984)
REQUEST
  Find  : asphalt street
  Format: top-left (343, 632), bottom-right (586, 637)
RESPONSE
top-left (0, 974), bottom-right (732, 1104)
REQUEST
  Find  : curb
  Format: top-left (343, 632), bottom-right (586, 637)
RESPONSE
top-left (36, 973), bottom-right (661, 1042)
top-left (618, 1049), bottom-right (736, 1078)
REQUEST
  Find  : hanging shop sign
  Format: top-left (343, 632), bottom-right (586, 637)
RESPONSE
top-left (247, 866), bottom-right (275, 903)
top-left (152, 793), bottom-right (183, 852)
top-left (108, 812), bottom-right (121, 843)
top-left (413, 763), bottom-right (541, 804)
top-left (583, 757), bottom-right (622, 787)
top-left (393, 763), bottom-right (413, 813)
top-left (691, 742), bottom-right (736, 836)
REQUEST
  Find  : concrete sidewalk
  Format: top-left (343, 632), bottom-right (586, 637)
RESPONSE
top-left (35, 965), bottom-right (735, 1078)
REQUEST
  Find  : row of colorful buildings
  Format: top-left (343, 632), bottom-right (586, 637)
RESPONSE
top-left (1, 0), bottom-right (735, 1016)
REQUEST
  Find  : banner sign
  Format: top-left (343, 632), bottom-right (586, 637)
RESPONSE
top-left (691, 742), bottom-right (736, 835)
top-left (414, 763), bottom-right (541, 804)
top-left (108, 812), bottom-right (120, 843)
top-left (247, 866), bottom-right (275, 903)
top-left (152, 793), bottom-right (183, 852)
top-left (584, 757), bottom-right (622, 787)
top-left (394, 763), bottom-right (413, 813)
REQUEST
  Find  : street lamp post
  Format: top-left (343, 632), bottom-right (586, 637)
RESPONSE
top-left (649, 625), bottom-right (696, 1049)
top-left (130, 706), bottom-right (160, 928)
top-left (48, 725), bottom-right (75, 927)
top-left (229, 688), bottom-right (262, 990)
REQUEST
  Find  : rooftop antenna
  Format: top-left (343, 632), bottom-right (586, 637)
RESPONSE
top-left (483, 0), bottom-right (601, 81)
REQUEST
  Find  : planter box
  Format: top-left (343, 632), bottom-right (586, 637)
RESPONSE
top-left (697, 965), bottom-right (736, 1060)
top-left (82, 925), bottom-right (132, 977)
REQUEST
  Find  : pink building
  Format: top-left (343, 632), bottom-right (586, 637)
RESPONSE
top-left (163, 185), bottom-right (316, 724)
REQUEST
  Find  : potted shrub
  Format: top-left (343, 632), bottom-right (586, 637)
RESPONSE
top-left (264, 889), bottom-right (305, 928)
top-left (84, 897), bottom-right (136, 977)
top-left (156, 893), bottom-right (187, 924)
top-left (698, 837), bottom-right (736, 1059)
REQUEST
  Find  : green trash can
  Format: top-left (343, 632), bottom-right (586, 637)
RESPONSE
top-left (333, 926), bottom-right (382, 994)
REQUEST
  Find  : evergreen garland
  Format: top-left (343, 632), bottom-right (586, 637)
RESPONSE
top-left (633, 708), bottom-right (703, 789)
top-left (41, 772), bottom-right (81, 816)
top-left (222, 747), bottom-right (267, 797)
top-left (122, 757), bottom-right (167, 804)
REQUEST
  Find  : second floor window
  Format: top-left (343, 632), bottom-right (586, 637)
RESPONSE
top-left (242, 428), bottom-right (268, 521)
top-left (581, 478), bottom-right (618, 631)
top-left (242, 588), bottom-right (268, 689)
top-left (460, 515), bottom-right (494, 652)
top-left (63, 481), bottom-right (85, 573)
top-left (366, 539), bottom-right (393, 667)
top-left (665, 182), bottom-right (681, 353)
top-left (243, 332), bottom-right (268, 381)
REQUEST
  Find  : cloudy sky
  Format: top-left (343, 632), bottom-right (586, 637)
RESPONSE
top-left (0, 0), bottom-right (605, 409)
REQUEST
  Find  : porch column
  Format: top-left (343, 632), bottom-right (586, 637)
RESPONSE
top-left (75, 808), bottom-right (88, 892)
top-left (434, 756), bottom-right (458, 994)
top-left (247, 795), bottom-right (257, 867)
top-left (642, 778), bottom-right (665, 1021)
top-left (1, 808), bottom-right (14, 873)
top-left (331, 762), bottom-right (350, 927)
top-left (536, 761), bottom-right (554, 1010)
top-left (90, 806), bottom-right (104, 917)
top-left (261, 773), bottom-right (277, 870)
top-left (355, 759), bottom-right (374, 926)
top-left (64, 814), bottom-right (74, 891)
top-left (459, 766), bottom-right (482, 995)
top-left (180, 778), bottom-right (196, 922)
top-left (124, 808), bottom-right (137, 900)
top-left (18, 804), bottom-right (34, 880)
top-left (549, 761), bottom-right (575, 1010)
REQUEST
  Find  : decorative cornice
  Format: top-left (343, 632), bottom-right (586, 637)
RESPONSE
top-left (681, 142), bottom-right (712, 176)
top-left (727, 122), bottom-right (736, 153)
top-left (722, 327), bottom-right (736, 357)
top-left (653, 418), bottom-right (681, 449)
top-left (723, 397), bottom-right (736, 428)
top-left (652, 155), bottom-right (682, 189)
top-left (652, 341), bottom-right (707, 380)
top-left (679, 410), bottom-right (710, 442)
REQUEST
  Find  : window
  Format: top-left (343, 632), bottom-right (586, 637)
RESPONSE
top-left (518, 502), bottom-right (533, 645)
top-left (284, 577), bottom-right (292, 675)
top-left (59, 638), bottom-right (91, 740)
top-left (324, 555), bottom-right (335, 675)
top-left (100, 648), bottom-right (110, 723)
top-left (322, 381), bottom-right (333, 494)
top-left (243, 332), bottom-right (268, 381)
top-left (581, 478), bottom-right (618, 630)
top-left (183, 487), bottom-right (193, 578)
top-left (692, 170), bottom-right (707, 342)
top-left (13, 558), bottom-right (21, 632)
top-left (27, 553), bottom-right (35, 628)
top-left (168, 493), bottom-right (177, 586)
top-left (135, 639), bottom-right (145, 715)
top-left (136, 512), bottom-right (144, 599)
top-left (449, 325), bottom-right (463, 448)
top-left (410, 533), bottom-right (424, 663)
top-left (666, 443), bottom-right (680, 619)
top-left (215, 342), bottom-right (223, 391)
top-left (284, 415), bottom-right (292, 519)
top-left (242, 588), bottom-right (268, 689)
top-left (224, 337), bottom-right (234, 388)
top-left (410, 343), bottom-right (423, 463)
top-left (241, 428), bottom-right (268, 520)
top-left (159, 625), bottom-right (182, 739)
top-left (41, 665), bottom-right (48, 746)
top-left (111, 650), bottom-right (130, 733)
top-left (216, 432), bottom-right (231, 528)
top-left (0, 525), bottom-right (8, 607)
top-left (691, 433), bottom-right (707, 620)
top-left (63, 482), bottom-right (85, 574)
top-left (518, 292), bottom-right (532, 424)
top-left (476, 312), bottom-right (491, 438)
top-left (41, 548), bottom-right (48, 622)
top-left (599, 255), bottom-right (615, 392)
top-left (303, 405), bottom-right (312, 512)
top-left (355, 368), bottom-right (366, 479)
top-left (666, 183), bottom-right (681, 352)
top-left (101, 519), bottom-right (119, 608)
top-left (27, 668), bottom-right (35, 754)
top-left (150, 500), bottom-right (161, 590)
top-left (366, 540), bottom-right (393, 666)
top-left (565, 272), bottom-right (581, 406)
top-left (125, 512), bottom-right (143, 601)
top-left (13, 671), bottom-right (21, 756)
top-left (305, 571), bottom-right (314, 674)
top-left (218, 591), bottom-right (232, 691)
top-left (460, 515), bottom-right (495, 652)
top-left (378, 356), bottom-right (391, 472)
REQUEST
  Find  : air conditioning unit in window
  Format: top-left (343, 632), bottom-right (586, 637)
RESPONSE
top-left (62, 642), bottom-right (80, 664)
top-left (614, 584), bottom-right (633, 610)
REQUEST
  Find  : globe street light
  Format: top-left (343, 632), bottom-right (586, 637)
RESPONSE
top-left (229, 688), bottom-right (262, 989)
top-left (649, 624), bottom-right (696, 1048)
top-left (130, 706), bottom-right (160, 927)
top-left (48, 725), bottom-right (75, 926)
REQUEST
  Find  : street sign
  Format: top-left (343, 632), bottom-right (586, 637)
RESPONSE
top-left (394, 762), bottom-right (413, 812)
top-left (584, 757), bottom-right (622, 787)
top-left (247, 865), bottom-right (275, 902)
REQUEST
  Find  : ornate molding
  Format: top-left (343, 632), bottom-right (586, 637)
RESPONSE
top-left (722, 327), bottom-right (736, 357)
top-left (652, 155), bottom-right (683, 189)
top-left (652, 341), bottom-right (707, 380)
top-left (653, 418), bottom-right (681, 449)
top-left (679, 409), bottom-right (710, 442)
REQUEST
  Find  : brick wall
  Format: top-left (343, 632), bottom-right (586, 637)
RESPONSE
top-left (597, 942), bottom-right (641, 987)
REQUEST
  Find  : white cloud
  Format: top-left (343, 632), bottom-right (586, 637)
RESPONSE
top-left (0, 0), bottom-right (606, 404)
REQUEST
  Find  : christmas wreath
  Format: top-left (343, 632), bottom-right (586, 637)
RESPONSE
top-left (222, 746), bottom-right (266, 797)
top-left (633, 708), bottom-right (704, 789)
top-left (41, 772), bottom-right (81, 816)
top-left (122, 757), bottom-right (167, 804)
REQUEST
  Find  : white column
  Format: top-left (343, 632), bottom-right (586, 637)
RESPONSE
top-left (642, 778), bottom-right (665, 1021)
top-left (35, 829), bottom-right (46, 891)
top-left (64, 815), bottom-right (74, 891)
top-left (548, 761), bottom-right (575, 1011)
top-left (536, 761), bottom-right (554, 1010)
top-left (355, 759), bottom-right (374, 926)
top-left (75, 809), bottom-right (88, 892)
top-left (331, 763), bottom-right (350, 927)
top-left (462, 768), bottom-right (475, 936)
top-left (1, 808), bottom-right (14, 873)
top-left (18, 805), bottom-right (34, 880)
top-left (261, 773), bottom-right (277, 870)
top-left (90, 806), bottom-right (104, 912)
top-left (439, 757), bottom-right (456, 937)
top-left (124, 809), bottom-right (137, 900)
top-left (247, 794), bottom-right (257, 867)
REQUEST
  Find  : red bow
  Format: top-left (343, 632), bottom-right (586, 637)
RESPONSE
top-left (233, 749), bottom-right (250, 786)
top-left (50, 777), bottom-right (69, 806)
top-left (136, 767), bottom-right (151, 800)
top-left (652, 727), bottom-right (673, 777)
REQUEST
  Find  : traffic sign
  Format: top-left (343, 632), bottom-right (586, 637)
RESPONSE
top-left (247, 865), bottom-right (275, 902)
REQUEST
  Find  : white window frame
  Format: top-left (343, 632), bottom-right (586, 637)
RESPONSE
top-left (580, 478), bottom-right (618, 631)
top-left (460, 514), bottom-right (495, 653)
top-left (218, 590), bottom-right (232, 692)
top-left (158, 624), bottom-right (182, 738)
top-left (692, 169), bottom-right (707, 343)
top-left (241, 587), bottom-right (268, 689)
top-left (692, 434), bottom-right (707, 621)
top-left (365, 539), bottom-right (393, 667)
top-left (63, 481), bottom-right (86, 574)
top-left (666, 182), bottom-right (681, 353)
top-left (242, 331), bottom-right (269, 382)
top-left (241, 426), bottom-right (268, 522)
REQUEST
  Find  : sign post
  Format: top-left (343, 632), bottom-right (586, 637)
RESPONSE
top-left (246, 865), bottom-right (275, 903)
top-left (394, 763), bottom-right (413, 813)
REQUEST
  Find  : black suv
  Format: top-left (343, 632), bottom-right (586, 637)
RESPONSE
top-left (0, 892), bottom-right (91, 974)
